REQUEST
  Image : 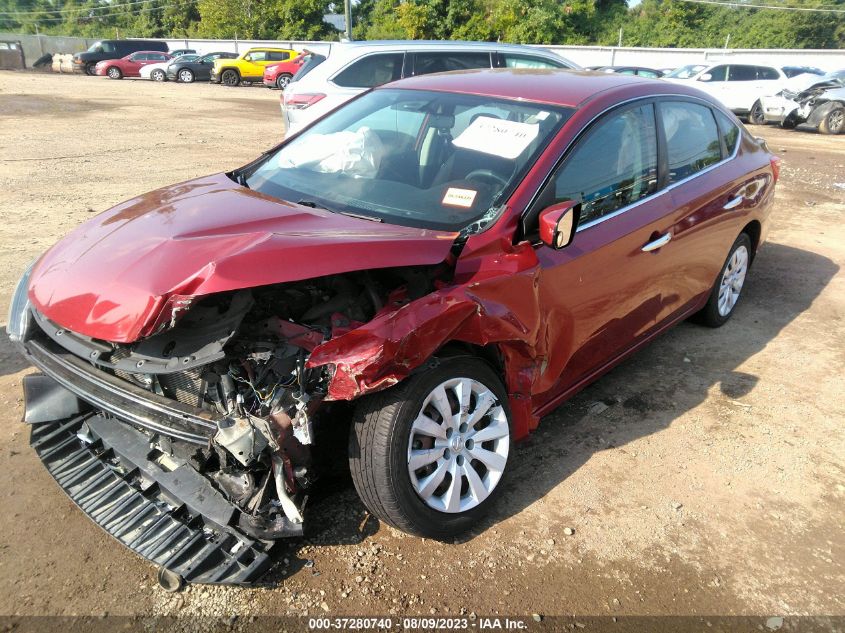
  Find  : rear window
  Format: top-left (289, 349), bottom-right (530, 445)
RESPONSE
top-left (660, 102), bottom-right (722, 183)
top-left (783, 66), bottom-right (824, 78)
top-left (333, 53), bottom-right (403, 88)
top-left (715, 110), bottom-right (740, 155)
top-left (292, 53), bottom-right (326, 83)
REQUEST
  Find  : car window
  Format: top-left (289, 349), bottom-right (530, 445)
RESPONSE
top-left (501, 53), bottom-right (563, 69)
top-left (756, 66), bottom-right (779, 80)
top-left (714, 110), bottom-right (739, 155)
top-left (333, 53), bottom-right (403, 88)
top-left (267, 51), bottom-right (291, 61)
top-left (150, 53), bottom-right (168, 61)
top-left (660, 102), bottom-right (722, 183)
top-left (728, 65), bottom-right (757, 81)
top-left (129, 53), bottom-right (146, 61)
top-left (292, 53), bottom-right (327, 83)
top-left (618, 69), bottom-right (637, 75)
top-left (638, 69), bottom-right (660, 78)
top-left (700, 65), bottom-right (728, 82)
top-left (552, 104), bottom-right (658, 226)
top-left (412, 52), bottom-right (491, 76)
top-left (666, 64), bottom-right (707, 79)
top-left (246, 51), bottom-right (267, 62)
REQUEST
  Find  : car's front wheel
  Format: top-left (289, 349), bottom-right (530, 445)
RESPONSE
top-left (151, 69), bottom-right (166, 82)
top-left (107, 66), bottom-right (122, 80)
top-left (819, 106), bottom-right (845, 135)
top-left (178, 68), bottom-right (194, 83)
top-left (697, 232), bottom-right (752, 327)
top-left (349, 357), bottom-right (511, 539)
top-left (85, 62), bottom-right (97, 76)
top-left (221, 69), bottom-right (240, 86)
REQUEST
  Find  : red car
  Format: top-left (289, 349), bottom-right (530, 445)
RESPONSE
top-left (8, 70), bottom-right (777, 587)
top-left (263, 52), bottom-right (307, 89)
top-left (95, 50), bottom-right (172, 79)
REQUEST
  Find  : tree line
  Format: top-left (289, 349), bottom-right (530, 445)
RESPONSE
top-left (1, 0), bottom-right (843, 49)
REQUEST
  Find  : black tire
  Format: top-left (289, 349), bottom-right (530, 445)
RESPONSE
top-left (85, 62), bottom-right (97, 76)
top-left (151, 69), bottom-right (166, 82)
top-left (276, 72), bottom-right (293, 90)
top-left (106, 66), bottom-right (122, 80)
top-left (349, 357), bottom-right (512, 540)
top-left (748, 100), bottom-right (765, 125)
top-left (177, 68), bottom-right (194, 83)
top-left (818, 107), bottom-right (845, 135)
top-left (221, 69), bottom-right (240, 86)
top-left (695, 233), bottom-right (752, 328)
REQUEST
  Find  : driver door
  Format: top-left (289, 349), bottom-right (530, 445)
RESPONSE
top-left (529, 102), bottom-right (683, 406)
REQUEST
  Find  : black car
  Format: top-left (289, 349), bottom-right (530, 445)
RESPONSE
top-left (167, 51), bottom-right (238, 83)
top-left (72, 39), bottom-right (169, 76)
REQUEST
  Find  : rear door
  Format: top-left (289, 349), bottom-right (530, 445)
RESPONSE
top-left (723, 65), bottom-right (759, 111)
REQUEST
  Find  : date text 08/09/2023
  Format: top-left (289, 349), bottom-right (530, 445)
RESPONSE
top-left (307, 617), bottom-right (531, 630)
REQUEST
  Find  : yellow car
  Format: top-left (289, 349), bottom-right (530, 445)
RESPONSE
top-left (211, 47), bottom-right (298, 86)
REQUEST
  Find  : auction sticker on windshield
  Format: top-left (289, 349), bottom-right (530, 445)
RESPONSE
top-left (453, 116), bottom-right (539, 159)
top-left (442, 187), bottom-right (478, 208)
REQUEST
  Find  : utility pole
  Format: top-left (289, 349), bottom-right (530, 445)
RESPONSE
top-left (724, 33), bottom-right (731, 49)
top-left (344, 0), bottom-right (352, 41)
top-left (618, 27), bottom-right (623, 47)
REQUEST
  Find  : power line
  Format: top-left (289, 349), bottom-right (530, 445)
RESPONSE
top-left (1, 1), bottom-right (184, 23)
top-left (674, 0), bottom-right (845, 13)
top-left (0, 0), bottom-right (167, 17)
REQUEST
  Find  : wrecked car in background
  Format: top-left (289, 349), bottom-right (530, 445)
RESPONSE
top-left (760, 70), bottom-right (845, 134)
top-left (7, 69), bottom-right (778, 587)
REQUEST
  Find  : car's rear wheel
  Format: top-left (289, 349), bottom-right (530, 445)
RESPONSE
top-left (819, 107), bottom-right (845, 135)
top-left (748, 100), bottom-right (765, 125)
top-left (696, 233), bottom-right (752, 327)
top-left (85, 62), bottom-right (97, 76)
top-left (276, 73), bottom-right (293, 90)
top-left (349, 357), bottom-right (511, 539)
top-left (178, 68), bottom-right (194, 83)
top-left (107, 66), bottom-right (122, 80)
top-left (221, 69), bottom-right (240, 86)
top-left (151, 69), bottom-right (166, 82)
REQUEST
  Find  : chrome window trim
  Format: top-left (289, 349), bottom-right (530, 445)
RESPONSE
top-left (523, 93), bottom-right (741, 237)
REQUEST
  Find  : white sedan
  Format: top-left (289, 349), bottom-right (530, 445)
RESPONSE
top-left (140, 54), bottom-right (200, 81)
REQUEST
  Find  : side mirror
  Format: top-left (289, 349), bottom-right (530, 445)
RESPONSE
top-left (698, 73), bottom-right (713, 82)
top-left (539, 201), bottom-right (580, 249)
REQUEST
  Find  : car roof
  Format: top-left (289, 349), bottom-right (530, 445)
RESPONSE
top-left (383, 68), bottom-right (668, 108)
top-left (245, 47), bottom-right (295, 52)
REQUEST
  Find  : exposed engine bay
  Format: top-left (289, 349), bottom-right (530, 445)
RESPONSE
top-left (27, 266), bottom-right (442, 541)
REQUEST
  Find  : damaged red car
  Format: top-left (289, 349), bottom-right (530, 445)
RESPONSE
top-left (7, 69), bottom-right (778, 587)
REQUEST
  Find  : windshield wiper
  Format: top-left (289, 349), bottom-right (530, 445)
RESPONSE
top-left (297, 199), bottom-right (329, 210)
top-left (231, 169), bottom-right (249, 189)
top-left (338, 211), bottom-right (383, 223)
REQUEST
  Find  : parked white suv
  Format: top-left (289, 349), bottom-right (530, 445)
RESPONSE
top-left (664, 63), bottom-right (824, 123)
top-left (281, 40), bottom-right (578, 134)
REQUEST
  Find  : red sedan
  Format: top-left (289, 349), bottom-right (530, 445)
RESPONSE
top-left (95, 50), bottom-right (172, 79)
top-left (263, 52), bottom-right (307, 89)
top-left (8, 70), bottom-right (777, 586)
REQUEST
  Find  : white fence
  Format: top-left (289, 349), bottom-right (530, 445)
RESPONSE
top-left (3, 32), bottom-right (845, 72)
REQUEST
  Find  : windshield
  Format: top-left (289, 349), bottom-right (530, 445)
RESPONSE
top-left (245, 89), bottom-right (571, 231)
top-left (173, 54), bottom-right (199, 63)
top-left (666, 64), bottom-right (707, 79)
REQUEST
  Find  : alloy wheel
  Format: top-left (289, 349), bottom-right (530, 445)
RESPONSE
top-left (151, 70), bottom-right (165, 82)
top-left (277, 74), bottom-right (292, 90)
top-left (717, 245), bottom-right (749, 316)
top-left (107, 67), bottom-right (121, 79)
top-left (178, 69), bottom-right (194, 83)
top-left (828, 109), bottom-right (844, 134)
top-left (407, 377), bottom-right (510, 514)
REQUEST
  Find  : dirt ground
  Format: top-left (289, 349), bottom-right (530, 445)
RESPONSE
top-left (0, 71), bottom-right (843, 624)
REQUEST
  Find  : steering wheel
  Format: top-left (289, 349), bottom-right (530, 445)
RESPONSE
top-left (465, 169), bottom-right (508, 187)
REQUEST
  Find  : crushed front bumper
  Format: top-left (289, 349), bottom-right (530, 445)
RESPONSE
top-left (31, 413), bottom-right (273, 585)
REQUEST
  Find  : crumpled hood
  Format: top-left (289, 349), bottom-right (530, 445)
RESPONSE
top-left (29, 173), bottom-right (458, 343)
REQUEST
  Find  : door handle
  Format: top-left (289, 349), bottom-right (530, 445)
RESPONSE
top-left (642, 232), bottom-right (672, 252)
top-left (723, 196), bottom-right (743, 210)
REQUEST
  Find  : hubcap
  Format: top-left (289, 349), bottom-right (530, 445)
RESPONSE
top-left (153, 70), bottom-right (164, 81)
top-left (407, 377), bottom-right (509, 514)
top-left (278, 76), bottom-right (291, 88)
top-left (108, 68), bottom-right (119, 79)
top-left (179, 70), bottom-right (192, 82)
top-left (717, 245), bottom-right (749, 317)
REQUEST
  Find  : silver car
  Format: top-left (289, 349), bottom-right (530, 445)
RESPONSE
top-left (281, 40), bottom-right (579, 135)
top-left (760, 70), bottom-right (845, 134)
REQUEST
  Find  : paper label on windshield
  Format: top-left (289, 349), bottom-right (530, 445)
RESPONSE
top-left (442, 187), bottom-right (477, 208)
top-left (453, 116), bottom-right (540, 160)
